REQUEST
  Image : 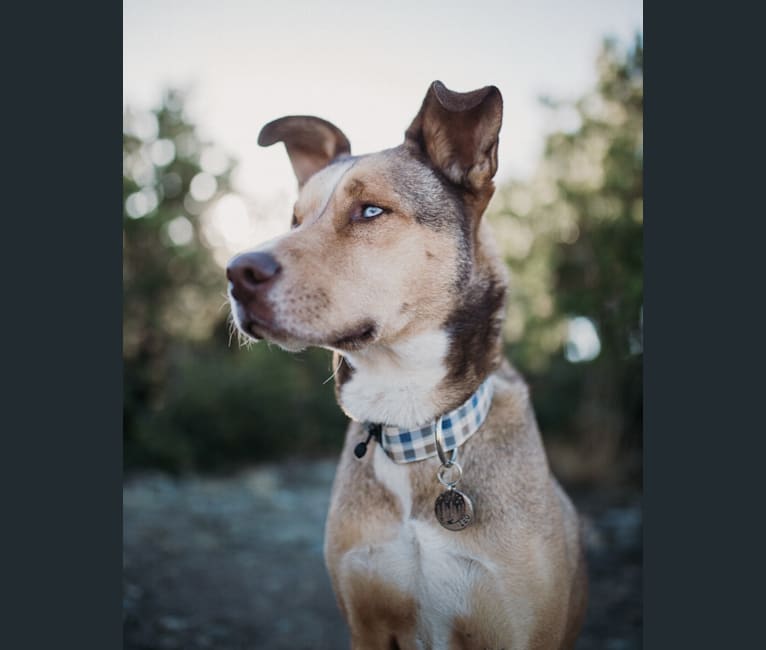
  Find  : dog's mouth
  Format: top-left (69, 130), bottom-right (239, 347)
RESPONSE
top-left (237, 313), bottom-right (273, 341)
top-left (231, 299), bottom-right (288, 343)
top-left (330, 321), bottom-right (378, 351)
top-left (240, 316), bottom-right (267, 341)
top-left (231, 298), bottom-right (378, 352)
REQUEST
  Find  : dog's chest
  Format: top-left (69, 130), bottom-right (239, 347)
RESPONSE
top-left (338, 445), bottom-right (500, 646)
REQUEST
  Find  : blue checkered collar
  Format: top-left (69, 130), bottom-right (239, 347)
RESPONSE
top-left (366, 376), bottom-right (494, 464)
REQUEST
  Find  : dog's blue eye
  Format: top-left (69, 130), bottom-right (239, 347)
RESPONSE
top-left (362, 205), bottom-right (384, 219)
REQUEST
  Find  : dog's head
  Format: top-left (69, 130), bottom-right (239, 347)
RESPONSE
top-left (228, 81), bottom-right (507, 373)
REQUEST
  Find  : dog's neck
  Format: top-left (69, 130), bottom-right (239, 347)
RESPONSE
top-left (335, 291), bottom-right (506, 429)
top-left (335, 223), bottom-right (508, 429)
top-left (335, 330), bottom-right (453, 428)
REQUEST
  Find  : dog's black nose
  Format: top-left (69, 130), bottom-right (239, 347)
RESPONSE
top-left (227, 251), bottom-right (281, 300)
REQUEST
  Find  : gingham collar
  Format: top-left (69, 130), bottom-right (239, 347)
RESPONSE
top-left (366, 376), bottom-right (494, 464)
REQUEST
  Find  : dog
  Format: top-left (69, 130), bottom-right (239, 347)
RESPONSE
top-left (227, 80), bottom-right (587, 649)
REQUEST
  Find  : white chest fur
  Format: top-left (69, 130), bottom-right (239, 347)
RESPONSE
top-left (338, 444), bottom-right (500, 647)
top-left (339, 330), bottom-right (449, 428)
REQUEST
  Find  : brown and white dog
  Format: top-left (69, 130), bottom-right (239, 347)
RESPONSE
top-left (227, 81), bottom-right (587, 649)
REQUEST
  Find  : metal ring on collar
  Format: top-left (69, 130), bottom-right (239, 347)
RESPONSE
top-left (438, 461), bottom-right (463, 488)
top-left (434, 416), bottom-right (457, 467)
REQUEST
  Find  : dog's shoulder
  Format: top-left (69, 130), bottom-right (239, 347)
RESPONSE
top-left (495, 356), bottom-right (527, 388)
top-left (482, 358), bottom-right (536, 442)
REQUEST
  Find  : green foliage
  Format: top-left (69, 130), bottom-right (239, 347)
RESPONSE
top-left (127, 341), bottom-right (346, 473)
top-left (489, 35), bottom-right (643, 482)
top-left (123, 89), bottom-right (232, 357)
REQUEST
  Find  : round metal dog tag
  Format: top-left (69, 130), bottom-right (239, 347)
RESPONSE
top-left (434, 488), bottom-right (474, 531)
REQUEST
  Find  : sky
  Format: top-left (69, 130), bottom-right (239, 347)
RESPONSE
top-left (124, 0), bottom-right (641, 254)
top-left (124, 0), bottom-right (642, 191)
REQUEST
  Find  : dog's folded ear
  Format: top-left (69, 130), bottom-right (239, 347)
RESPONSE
top-left (405, 81), bottom-right (503, 194)
top-left (258, 116), bottom-right (351, 187)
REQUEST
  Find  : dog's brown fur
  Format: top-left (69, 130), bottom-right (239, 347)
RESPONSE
top-left (228, 81), bottom-right (587, 649)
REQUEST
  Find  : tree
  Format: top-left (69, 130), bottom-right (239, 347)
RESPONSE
top-left (123, 90), bottom-right (236, 465)
top-left (489, 35), bottom-right (643, 484)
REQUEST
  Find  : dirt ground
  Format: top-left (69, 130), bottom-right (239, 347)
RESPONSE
top-left (124, 460), bottom-right (641, 649)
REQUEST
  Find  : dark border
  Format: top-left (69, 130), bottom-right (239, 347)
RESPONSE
top-left (644, 3), bottom-right (764, 648)
top-left (1, 2), bottom-right (122, 648)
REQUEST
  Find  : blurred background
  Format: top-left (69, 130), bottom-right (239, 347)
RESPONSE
top-left (123, 1), bottom-right (642, 648)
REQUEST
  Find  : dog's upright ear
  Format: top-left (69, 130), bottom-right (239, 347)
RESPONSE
top-left (258, 116), bottom-right (351, 187)
top-left (405, 81), bottom-right (503, 202)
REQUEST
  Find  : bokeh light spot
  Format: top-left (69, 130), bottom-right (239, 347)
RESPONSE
top-left (151, 139), bottom-right (176, 167)
top-left (125, 188), bottom-right (159, 219)
top-left (125, 110), bottom-right (159, 142)
top-left (190, 172), bottom-right (218, 202)
top-left (166, 216), bottom-right (194, 246)
top-left (565, 316), bottom-right (601, 363)
top-left (128, 151), bottom-right (156, 187)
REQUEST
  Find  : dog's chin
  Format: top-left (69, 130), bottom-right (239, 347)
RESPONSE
top-left (234, 317), bottom-right (307, 352)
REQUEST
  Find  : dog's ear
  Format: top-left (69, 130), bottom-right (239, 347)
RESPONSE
top-left (258, 116), bottom-right (351, 187)
top-left (405, 81), bottom-right (503, 194)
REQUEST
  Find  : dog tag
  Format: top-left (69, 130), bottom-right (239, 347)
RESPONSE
top-left (434, 487), bottom-right (474, 531)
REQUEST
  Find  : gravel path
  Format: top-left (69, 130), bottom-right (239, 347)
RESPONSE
top-left (124, 460), bottom-right (641, 649)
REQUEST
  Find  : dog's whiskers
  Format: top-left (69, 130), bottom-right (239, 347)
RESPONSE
top-left (237, 329), bottom-right (253, 349)
top-left (227, 315), bottom-right (237, 349)
top-left (323, 355), bottom-right (344, 385)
